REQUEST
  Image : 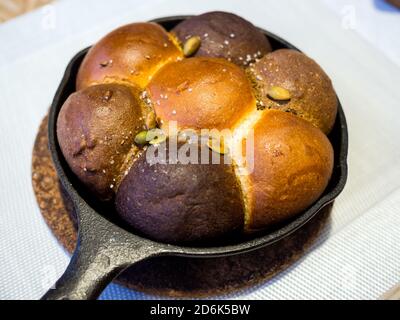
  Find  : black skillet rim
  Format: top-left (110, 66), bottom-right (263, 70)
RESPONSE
top-left (47, 15), bottom-right (348, 258)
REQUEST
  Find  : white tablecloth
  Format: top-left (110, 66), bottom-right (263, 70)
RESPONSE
top-left (0, 0), bottom-right (399, 300)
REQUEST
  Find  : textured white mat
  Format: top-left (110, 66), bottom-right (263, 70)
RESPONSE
top-left (0, 0), bottom-right (399, 300)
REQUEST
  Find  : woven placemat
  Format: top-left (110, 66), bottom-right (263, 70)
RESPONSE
top-left (32, 114), bottom-right (332, 298)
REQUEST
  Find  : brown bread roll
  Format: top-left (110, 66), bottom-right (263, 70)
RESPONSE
top-left (172, 11), bottom-right (272, 66)
top-left (147, 57), bottom-right (256, 131)
top-left (251, 49), bottom-right (338, 134)
top-left (56, 84), bottom-right (146, 200)
top-left (76, 22), bottom-right (182, 90)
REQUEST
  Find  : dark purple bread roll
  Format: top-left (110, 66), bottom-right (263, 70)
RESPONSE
top-left (115, 140), bottom-right (244, 244)
top-left (172, 11), bottom-right (272, 67)
top-left (56, 84), bottom-right (147, 200)
top-left (251, 49), bottom-right (338, 134)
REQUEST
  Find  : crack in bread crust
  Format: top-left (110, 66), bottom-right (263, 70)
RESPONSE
top-left (231, 107), bottom-right (264, 232)
top-left (167, 31), bottom-right (184, 54)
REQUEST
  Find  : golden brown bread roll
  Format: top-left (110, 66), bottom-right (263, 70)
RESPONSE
top-left (251, 49), bottom-right (338, 134)
top-left (236, 110), bottom-right (334, 231)
top-left (56, 13), bottom-right (338, 244)
top-left (76, 22), bottom-right (182, 90)
top-left (56, 84), bottom-right (146, 200)
top-left (147, 57), bottom-right (256, 131)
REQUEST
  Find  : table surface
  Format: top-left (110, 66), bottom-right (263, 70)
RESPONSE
top-left (0, 0), bottom-right (399, 300)
top-left (0, 0), bottom-right (52, 23)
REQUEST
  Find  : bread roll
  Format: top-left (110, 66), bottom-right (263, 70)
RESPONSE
top-left (251, 49), bottom-right (338, 134)
top-left (172, 11), bottom-right (272, 66)
top-left (56, 84), bottom-right (146, 200)
top-left (115, 140), bottom-right (244, 243)
top-left (239, 110), bottom-right (334, 231)
top-left (76, 22), bottom-right (182, 90)
top-left (147, 57), bottom-right (256, 130)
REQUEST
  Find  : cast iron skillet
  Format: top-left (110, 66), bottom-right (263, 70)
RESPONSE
top-left (41, 16), bottom-right (348, 300)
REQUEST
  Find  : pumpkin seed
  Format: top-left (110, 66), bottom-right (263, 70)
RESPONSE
top-left (134, 131), bottom-right (148, 146)
top-left (267, 86), bottom-right (291, 101)
top-left (183, 36), bottom-right (201, 57)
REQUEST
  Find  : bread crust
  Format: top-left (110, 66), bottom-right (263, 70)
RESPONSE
top-left (147, 57), bottom-right (256, 130)
top-left (76, 22), bottom-right (182, 90)
top-left (56, 84), bottom-right (146, 200)
top-left (244, 110), bottom-right (334, 231)
top-left (172, 11), bottom-right (272, 66)
top-left (115, 141), bottom-right (245, 244)
top-left (252, 49), bottom-right (338, 134)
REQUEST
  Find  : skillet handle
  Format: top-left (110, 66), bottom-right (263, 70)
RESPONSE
top-left (41, 204), bottom-right (162, 300)
top-left (41, 242), bottom-right (124, 300)
top-left (41, 234), bottom-right (157, 300)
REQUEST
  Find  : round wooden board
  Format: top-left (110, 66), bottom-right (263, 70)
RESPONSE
top-left (32, 114), bottom-right (332, 298)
